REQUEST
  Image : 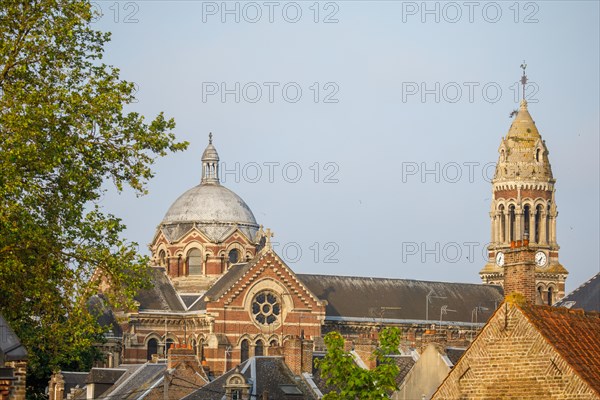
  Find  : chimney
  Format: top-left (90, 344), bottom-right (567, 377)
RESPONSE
top-left (353, 337), bottom-right (377, 370)
top-left (503, 244), bottom-right (536, 304)
top-left (283, 337), bottom-right (302, 376)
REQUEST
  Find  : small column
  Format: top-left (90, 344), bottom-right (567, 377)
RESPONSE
top-left (505, 212), bottom-right (511, 242)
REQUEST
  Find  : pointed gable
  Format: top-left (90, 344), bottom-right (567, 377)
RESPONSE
top-left (432, 302), bottom-right (600, 399)
top-left (204, 250), bottom-right (323, 310)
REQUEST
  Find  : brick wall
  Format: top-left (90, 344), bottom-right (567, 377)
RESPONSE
top-left (432, 303), bottom-right (599, 399)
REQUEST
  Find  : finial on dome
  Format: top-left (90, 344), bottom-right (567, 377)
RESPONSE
top-left (201, 133), bottom-right (220, 184)
top-left (520, 60), bottom-right (528, 101)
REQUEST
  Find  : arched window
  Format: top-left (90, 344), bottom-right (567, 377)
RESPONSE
top-left (199, 338), bottom-right (205, 361)
top-left (537, 286), bottom-right (544, 303)
top-left (547, 287), bottom-right (554, 306)
top-left (228, 248), bottom-right (240, 264)
top-left (241, 339), bottom-right (249, 363)
top-left (535, 205), bottom-right (543, 243)
top-left (147, 338), bottom-right (158, 361)
top-left (499, 205), bottom-right (506, 242)
top-left (165, 338), bottom-right (175, 355)
top-left (187, 248), bottom-right (202, 275)
top-left (524, 205), bottom-right (531, 239)
top-left (255, 340), bottom-right (264, 357)
top-left (191, 339), bottom-right (197, 357)
top-left (158, 250), bottom-right (166, 267)
top-left (536, 148), bottom-right (541, 162)
top-left (501, 149), bottom-right (505, 162)
top-left (509, 205), bottom-right (516, 242)
top-left (269, 339), bottom-right (278, 348)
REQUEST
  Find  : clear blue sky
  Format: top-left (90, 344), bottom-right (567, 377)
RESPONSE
top-left (96, 1), bottom-right (599, 293)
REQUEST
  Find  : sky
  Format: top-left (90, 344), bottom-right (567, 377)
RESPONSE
top-left (95, 1), bottom-right (599, 293)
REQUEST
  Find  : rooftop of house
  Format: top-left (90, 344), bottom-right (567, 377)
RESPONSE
top-left (555, 272), bottom-right (600, 312)
top-left (519, 303), bottom-right (600, 394)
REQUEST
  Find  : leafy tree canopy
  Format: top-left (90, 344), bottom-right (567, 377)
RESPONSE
top-left (316, 327), bottom-right (401, 399)
top-left (0, 0), bottom-right (187, 394)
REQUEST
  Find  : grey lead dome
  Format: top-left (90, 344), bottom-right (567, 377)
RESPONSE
top-left (162, 184), bottom-right (257, 227)
top-left (159, 134), bottom-right (259, 242)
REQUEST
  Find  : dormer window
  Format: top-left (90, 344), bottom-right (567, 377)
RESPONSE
top-left (225, 372), bottom-right (250, 400)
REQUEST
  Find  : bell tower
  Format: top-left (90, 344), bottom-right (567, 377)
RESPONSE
top-left (480, 63), bottom-right (568, 305)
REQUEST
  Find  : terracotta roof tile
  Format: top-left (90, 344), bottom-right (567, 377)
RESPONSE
top-left (519, 304), bottom-right (600, 395)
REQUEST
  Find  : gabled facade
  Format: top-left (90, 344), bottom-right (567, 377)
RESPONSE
top-left (432, 301), bottom-right (600, 399)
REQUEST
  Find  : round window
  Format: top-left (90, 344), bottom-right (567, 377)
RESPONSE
top-left (251, 291), bottom-right (281, 326)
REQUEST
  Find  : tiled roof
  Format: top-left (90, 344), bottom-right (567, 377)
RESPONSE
top-left (555, 272), bottom-right (600, 312)
top-left (297, 274), bottom-right (503, 324)
top-left (520, 304), bottom-right (600, 395)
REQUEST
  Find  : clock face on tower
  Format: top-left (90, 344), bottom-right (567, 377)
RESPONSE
top-left (535, 251), bottom-right (547, 267)
top-left (495, 252), bottom-right (505, 267)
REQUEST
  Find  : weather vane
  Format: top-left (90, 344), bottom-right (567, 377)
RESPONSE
top-left (520, 60), bottom-right (528, 101)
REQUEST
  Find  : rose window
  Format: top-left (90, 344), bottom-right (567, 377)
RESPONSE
top-left (252, 291), bottom-right (281, 325)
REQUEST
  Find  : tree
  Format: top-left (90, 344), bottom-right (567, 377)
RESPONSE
top-left (315, 327), bottom-right (401, 399)
top-left (0, 0), bottom-right (187, 395)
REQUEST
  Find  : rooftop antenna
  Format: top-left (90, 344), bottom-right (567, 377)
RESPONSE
top-left (520, 60), bottom-right (528, 101)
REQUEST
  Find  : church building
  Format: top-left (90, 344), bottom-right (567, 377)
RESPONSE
top-left (88, 68), bottom-right (571, 391)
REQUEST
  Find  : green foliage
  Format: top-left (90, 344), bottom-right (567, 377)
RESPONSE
top-left (315, 327), bottom-right (401, 399)
top-left (0, 0), bottom-right (187, 395)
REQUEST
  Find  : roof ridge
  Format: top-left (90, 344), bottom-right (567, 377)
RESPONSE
top-left (297, 273), bottom-right (498, 287)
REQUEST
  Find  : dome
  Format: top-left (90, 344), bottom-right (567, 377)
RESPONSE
top-left (162, 184), bottom-right (257, 227)
top-left (159, 135), bottom-right (260, 242)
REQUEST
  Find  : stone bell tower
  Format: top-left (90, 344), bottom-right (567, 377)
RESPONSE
top-left (480, 63), bottom-right (568, 305)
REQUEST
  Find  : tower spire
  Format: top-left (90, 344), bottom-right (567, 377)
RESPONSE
top-left (201, 132), bottom-right (220, 184)
top-left (520, 60), bottom-right (528, 101)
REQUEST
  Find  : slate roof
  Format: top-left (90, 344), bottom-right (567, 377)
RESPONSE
top-left (0, 314), bottom-right (27, 361)
top-left (99, 363), bottom-right (166, 400)
top-left (203, 262), bottom-right (253, 302)
top-left (135, 267), bottom-right (186, 312)
top-left (297, 274), bottom-right (503, 324)
top-left (86, 368), bottom-right (127, 384)
top-left (87, 295), bottom-right (123, 337)
top-left (555, 272), bottom-right (600, 312)
top-left (444, 347), bottom-right (466, 366)
top-left (392, 355), bottom-right (416, 386)
top-left (520, 304), bottom-right (600, 395)
top-left (183, 357), bottom-right (317, 400)
top-left (60, 372), bottom-right (88, 396)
